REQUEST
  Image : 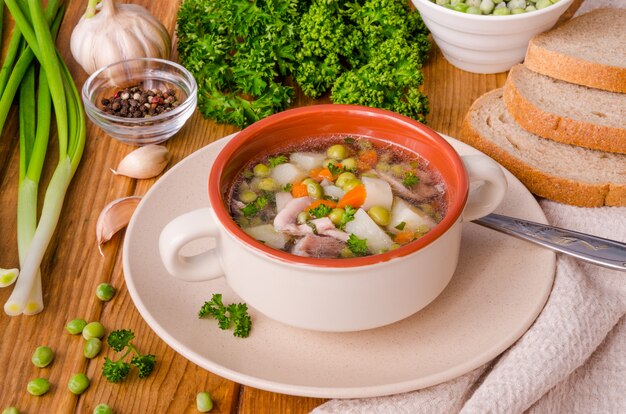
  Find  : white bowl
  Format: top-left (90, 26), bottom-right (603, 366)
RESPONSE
top-left (411, 0), bottom-right (574, 73)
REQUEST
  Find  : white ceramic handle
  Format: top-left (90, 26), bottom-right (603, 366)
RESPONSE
top-left (159, 207), bottom-right (224, 282)
top-left (461, 154), bottom-right (507, 222)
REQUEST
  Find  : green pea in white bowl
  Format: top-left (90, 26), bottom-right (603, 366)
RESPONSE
top-left (411, 0), bottom-right (574, 73)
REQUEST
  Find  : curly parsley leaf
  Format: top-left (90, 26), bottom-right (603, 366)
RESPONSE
top-left (102, 358), bottom-right (131, 383)
top-left (242, 194), bottom-right (269, 217)
top-left (327, 162), bottom-right (343, 176)
top-left (282, 183), bottom-right (293, 192)
top-left (339, 205), bottom-right (356, 230)
top-left (107, 329), bottom-right (135, 352)
top-left (402, 172), bottom-right (419, 187)
top-left (395, 221), bottom-right (406, 231)
top-left (309, 203), bottom-right (333, 218)
top-left (102, 329), bottom-right (156, 383)
top-left (199, 294), bottom-right (252, 338)
top-left (268, 155), bottom-right (288, 168)
top-left (347, 234), bottom-right (368, 256)
top-left (131, 354), bottom-right (157, 379)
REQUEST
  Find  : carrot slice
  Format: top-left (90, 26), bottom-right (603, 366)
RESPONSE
top-left (394, 231), bottom-right (415, 245)
top-left (309, 167), bottom-right (334, 182)
top-left (337, 185), bottom-right (366, 209)
top-left (291, 182), bottom-right (308, 198)
top-left (358, 149), bottom-right (378, 170)
top-left (308, 199), bottom-right (337, 211)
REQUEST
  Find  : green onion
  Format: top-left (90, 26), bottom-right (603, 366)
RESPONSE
top-left (2, 0), bottom-right (85, 316)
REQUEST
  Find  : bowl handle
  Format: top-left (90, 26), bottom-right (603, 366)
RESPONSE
top-left (461, 155), bottom-right (507, 222)
top-left (159, 207), bottom-right (223, 282)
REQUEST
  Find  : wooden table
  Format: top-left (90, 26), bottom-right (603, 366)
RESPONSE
top-left (0, 1), bottom-right (583, 412)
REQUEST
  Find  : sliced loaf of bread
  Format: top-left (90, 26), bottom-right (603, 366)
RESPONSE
top-left (460, 89), bottom-right (626, 207)
top-left (504, 65), bottom-right (626, 154)
top-left (525, 8), bottom-right (626, 94)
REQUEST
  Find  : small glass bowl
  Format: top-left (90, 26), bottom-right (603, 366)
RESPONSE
top-left (82, 58), bottom-right (198, 145)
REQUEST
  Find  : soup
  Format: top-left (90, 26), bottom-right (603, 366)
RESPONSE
top-left (228, 136), bottom-right (447, 258)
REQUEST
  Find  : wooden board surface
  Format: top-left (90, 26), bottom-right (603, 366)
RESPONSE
top-left (0, 0), bottom-right (583, 412)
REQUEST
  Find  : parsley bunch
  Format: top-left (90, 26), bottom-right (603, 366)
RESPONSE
top-left (102, 330), bottom-right (156, 383)
top-left (199, 294), bottom-right (252, 338)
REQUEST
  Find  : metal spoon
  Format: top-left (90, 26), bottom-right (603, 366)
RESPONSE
top-left (473, 213), bottom-right (626, 272)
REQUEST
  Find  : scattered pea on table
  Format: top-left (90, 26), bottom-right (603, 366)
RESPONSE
top-left (68, 373), bottom-right (90, 395)
top-left (196, 392), bottom-right (213, 412)
top-left (95, 283), bottom-right (116, 302)
top-left (65, 318), bottom-right (87, 335)
top-left (84, 338), bottom-right (103, 359)
top-left (93, 404), bottom-right (113, 414)
top-left (31, 346), bottom-right (54, 368)
top-left (2, 407), bottom-right (19, 414)
top-left (82, 322), bottom-right (106, 340)
top-left (27, 378), bottom-right (50, 396)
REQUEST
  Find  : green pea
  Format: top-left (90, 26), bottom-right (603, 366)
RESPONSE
top-left (258, 178), bottom-right (278, 192)
top-left (367, 206), bottom-right (391, 226)
top-left (453, 3), bottom-right (468, 11)
top-left (341, 157), bottom-right (357, 171)
top-left (375, 162), bottom-right (390, 172)
top-left (335, 172), bottom-right (356, 188)
top-left (322, 158), bottom-right (336, 169)
top-left (305, 180), bottom-right (324, 199)
top-left (450, 0), bottom-right (464, 5)
top-left (82, 322), bottom-right (105, 340)
top-left (536, 0), bottom-right (552, 9)
top-left (253, 164), bottom-right (270, 177)
top-left (296, 211), bottom-right (308, 224)
top-left (93, 404), bottom-right (113, 414)
top-left (511, 7), bottom-right (525, 13)
top-left (466, 6), bottom-right (482, 13)
top-left (493, 6), bottom-right (510, 14)
top-left (239, 190), bottom-right (258, 204)
top-left (327, 144), bottom-right (348, 160)
top-left (391, 243), bottom-right (401, 250)
top-left (27, 378), bottom-right (50, 396)
top-left (340, 247), bottom-right (355, 258)
top-left (66, 318), bottom-right (87, 335)
top-left (328, 208), bottom-right (345, 226)
top-left (196, 392), bottom-right (214, 412)
top-left (480, 0), bottom-right (495, 13)
top-left (435, 0), bottom-right (450, 4)
top-left (390, 164), bottom-right (404, 177)
top-left (68, 373), bottom-right (90, 395)
top-left (525, 5), bottom-right (537, 11)
top-left (95, 283), bottom-right (116, 302)
top-left (31, 346), bottom-right (54, 368)
top-left (342, 179), bottom-right (362, 192)
top-left (2, 407), bottom-right (19, 414)
top-left (84, 338), bottom-right (102, 359)
top-left (415, 224), bottom-right (431, 235)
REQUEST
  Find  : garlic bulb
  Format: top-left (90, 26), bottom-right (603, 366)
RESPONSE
top-left (71, 0), bottom-right (171, 75)
top-left (111, 144), bottom-right (171, 179)
top-left (97, 196), bottom-right (142, 256)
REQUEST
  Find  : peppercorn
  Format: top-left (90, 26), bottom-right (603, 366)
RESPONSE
top-left (100, 83), bottom-right (180, 119)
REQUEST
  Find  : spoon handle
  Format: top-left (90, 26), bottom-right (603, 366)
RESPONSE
top-left (473, 213), bottom-right (626, 272)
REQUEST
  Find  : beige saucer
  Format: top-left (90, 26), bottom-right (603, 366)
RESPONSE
top-left (123, 133), bottom-right (555, 398)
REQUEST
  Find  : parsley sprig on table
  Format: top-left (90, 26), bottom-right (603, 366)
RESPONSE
top-left (199, 294), bottom-right (252, 338)
top-left (102, 329), bottom-right (156, 383)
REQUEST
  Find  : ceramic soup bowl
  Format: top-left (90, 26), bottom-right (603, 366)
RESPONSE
top-left (159, 105), bottom-right (507, 332)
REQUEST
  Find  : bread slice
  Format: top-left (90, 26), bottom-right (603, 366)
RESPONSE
top-left (524, 8), bottom-right (626, 93)
top-left (460, 89), bottom-right (626, 207)
top-left (504, 65), bottom-right (626, 154)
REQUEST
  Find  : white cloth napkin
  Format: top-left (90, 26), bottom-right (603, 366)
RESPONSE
top-left (314, 200), bottom-right (626, 414)
top-left (314, 3), bottom-right (626, 411)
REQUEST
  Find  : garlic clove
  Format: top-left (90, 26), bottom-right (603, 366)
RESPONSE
top-left (0, 268), bottom-right (19, 288)
top-left (111, 144), bottom-right (171, 179)
top-left (97, 196), bottom-right (142, 256)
